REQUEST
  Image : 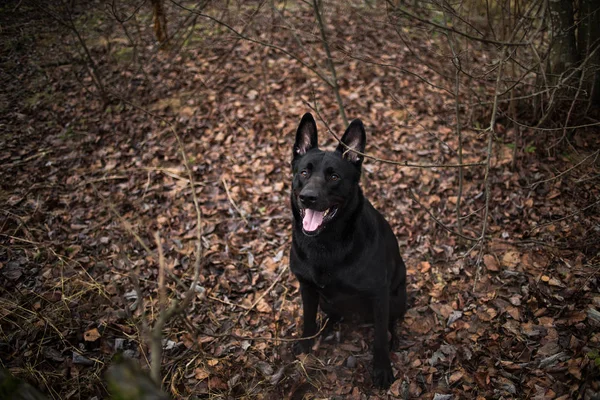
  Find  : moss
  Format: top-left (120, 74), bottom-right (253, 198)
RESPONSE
top-left (113, 47), bottom-right (134, 64)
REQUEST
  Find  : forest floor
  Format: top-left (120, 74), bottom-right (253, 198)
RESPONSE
top-left (1, 1), bottom-right (599, 399)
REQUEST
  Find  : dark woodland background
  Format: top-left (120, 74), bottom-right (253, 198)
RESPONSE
top-left (1, 0), bottom-right (600, 399)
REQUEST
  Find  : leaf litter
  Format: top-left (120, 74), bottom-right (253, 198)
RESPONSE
top-left (0, 2), bottom-right (599, 399)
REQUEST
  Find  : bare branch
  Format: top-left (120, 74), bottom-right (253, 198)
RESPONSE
top-left (385, 0), bottom-right (529, 47)
top-left (306, 101), bottom-right (485, 169)
top-left (312, 0), bottom-right (348, 125)
top-left (408, 190), bottom-right (480, 242)
top-left (531, 197), bottom-right (600, 232)
top-left (442, 6), bottom-right (465, 241)
top-left (474, 47), bottom-right (510, 290)
top-left (168, 0), bottom-right (335, 87)
top-left (221, 176), bottom-right (248, 224)
top-left (530, 150), bottom-right (600, 189)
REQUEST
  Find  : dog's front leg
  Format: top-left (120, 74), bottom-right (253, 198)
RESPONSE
top-left (293, 281), bottom-right (319, 355)
top-left (371, 293), bottom-right (395, 389)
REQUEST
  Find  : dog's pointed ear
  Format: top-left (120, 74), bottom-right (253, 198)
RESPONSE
top-left (293, 113), bottom-right (318, 159)
top-left (336, 119), bottom-right (366, 166)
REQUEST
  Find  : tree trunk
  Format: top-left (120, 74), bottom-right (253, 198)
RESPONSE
top-left (548, 0), bottom-right (577, 79)
top-left (151, 0), bottom-right (169, 46)
top-left (578, 0), bottom-right (600, 105)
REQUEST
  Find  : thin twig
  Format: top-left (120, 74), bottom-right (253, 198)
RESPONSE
top-left (221, 176), bottom-right (248, 224)
top-left (244, 265), bottom-right (288, 315)
top-left (271, 2), bottom-right (328, 81)
top-left (151, 231), bottom-right (167, 385)
top-left (474, 47), bottom-right (510, 291)
top-left (93, 95), bottom-right (205, 386)
top-left (306, 101), bottom-right (485, 169)
top-left (442, 6), bottom-right (465, 241)
top-left (312, 0), bottom-right (348, 125)
top-left (408, 190), bottom-right (479, 242)
top-left (385, 0), bottom-right (528, 47)
top-left (168, 0), bottom-right (334, 87)
top-left (187, 318), bottom-right (330, 343)
top-left (531, 197), bottom-right (600, 232)
top-left (530, 150), bottom-right (600, 189)
top-left (387, 92), bottom-right (457, 154)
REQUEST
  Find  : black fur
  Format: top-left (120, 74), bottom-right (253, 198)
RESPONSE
top-left (289, 113), bottom-right (407, 389)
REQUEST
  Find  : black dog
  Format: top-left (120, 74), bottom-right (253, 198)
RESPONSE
top-left (289, 113), bottom-right (407, 389)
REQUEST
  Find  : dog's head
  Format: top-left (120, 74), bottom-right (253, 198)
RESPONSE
top-left (291, 113), bottom-right (366, 236)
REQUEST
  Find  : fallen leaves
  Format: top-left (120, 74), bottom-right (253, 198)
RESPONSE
top-left (483, 254), bottom-right (500, 271)
top-left (0, 1), bottom-right (598, 399)
top-left (502, 251), bottom-right (520, 269)
top-left (83, 328), bottom-right (101, 342)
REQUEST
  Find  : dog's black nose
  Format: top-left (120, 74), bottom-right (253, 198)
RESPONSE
top-left (299, 193), bottom-right (317, 206)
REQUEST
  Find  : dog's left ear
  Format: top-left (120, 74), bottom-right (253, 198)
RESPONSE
top-left (336, 119), bottom-right (366, 166)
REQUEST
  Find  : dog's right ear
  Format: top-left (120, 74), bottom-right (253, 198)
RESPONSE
top-left (293, 113), bottom-right (318, 159)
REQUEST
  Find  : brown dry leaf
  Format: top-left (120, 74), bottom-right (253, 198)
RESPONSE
top-left (524, 198), bottom-right (534, 207)
top-left (104, 160), bottom-right (117, 171)
top-left (484, 254), bottom-right (500, 271)
top-left (208, 376), bottom-right (228, 390)
top-left (478, 306), bottom-right (498, 322)
top-left (261, 257), bottom-right (278, 274)
top-left (180, 106), bottom-right (195, 117)
top-left (256, 297), bottom-right (272, 313)
top-left (449, 371), bottom-right (464, 384)
top-left (181, 333), bottom-right (194, 348)
top-left (389, 379), bottom-right (402, 396)
top-left (241, 296), bottom-right (253, 309)
top-left (410, 314), bottom-right (434, 335)
top-left (521, 322), bottom-right (546, 337)
top-left (194, 368), bottom-right (210, 380)
top-left (409, 381), bottom-right (423, 397)
top-left (83, 328), bottom-right (101, 342)
top-left (420, 261), bottom-right (431, 273)
top-left (547, 277), bottom-right (564, 287)
top-left (509, 295), bottom-right (522, 306)
top-left (565, 311), bottom-right (587, 324)
top-left (567, 359), bottom-right (582, 380)
top-left (506, 305), bottom-right (521, 320)
top-left (429, 283), bottom-right (444, 298)
top-left (427, 195), bottom-right (441, 205)
top-left (502, 251), bottom-right (520, 269)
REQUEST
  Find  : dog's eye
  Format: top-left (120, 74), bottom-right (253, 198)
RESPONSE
top-left (300, 170), bottom-right (309, 178)
top-left (330, 174), bottom-right (340, 181)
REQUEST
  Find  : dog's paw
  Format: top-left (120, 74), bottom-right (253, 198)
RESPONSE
top-left (372, 363), bottom-right (395, 389)
top-left (292, 339), bottom-right (313, 355)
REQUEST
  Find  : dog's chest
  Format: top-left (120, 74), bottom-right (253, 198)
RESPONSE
top-left (301, 263), bottom-right (362, 298)
top-left (292, 258), bottom-right (338, 290)
top-left (309, 265), bottom-right (332, 289)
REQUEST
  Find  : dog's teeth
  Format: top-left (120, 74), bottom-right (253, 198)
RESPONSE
top-left (324, 208), bottom-right (329, 217)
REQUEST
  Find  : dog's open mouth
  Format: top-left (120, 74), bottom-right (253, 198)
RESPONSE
top-left (301, 207), bottom-right (338, 235)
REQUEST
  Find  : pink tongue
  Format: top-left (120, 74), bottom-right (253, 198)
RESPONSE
top-left (303, 209), bottom-right (324, 232)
